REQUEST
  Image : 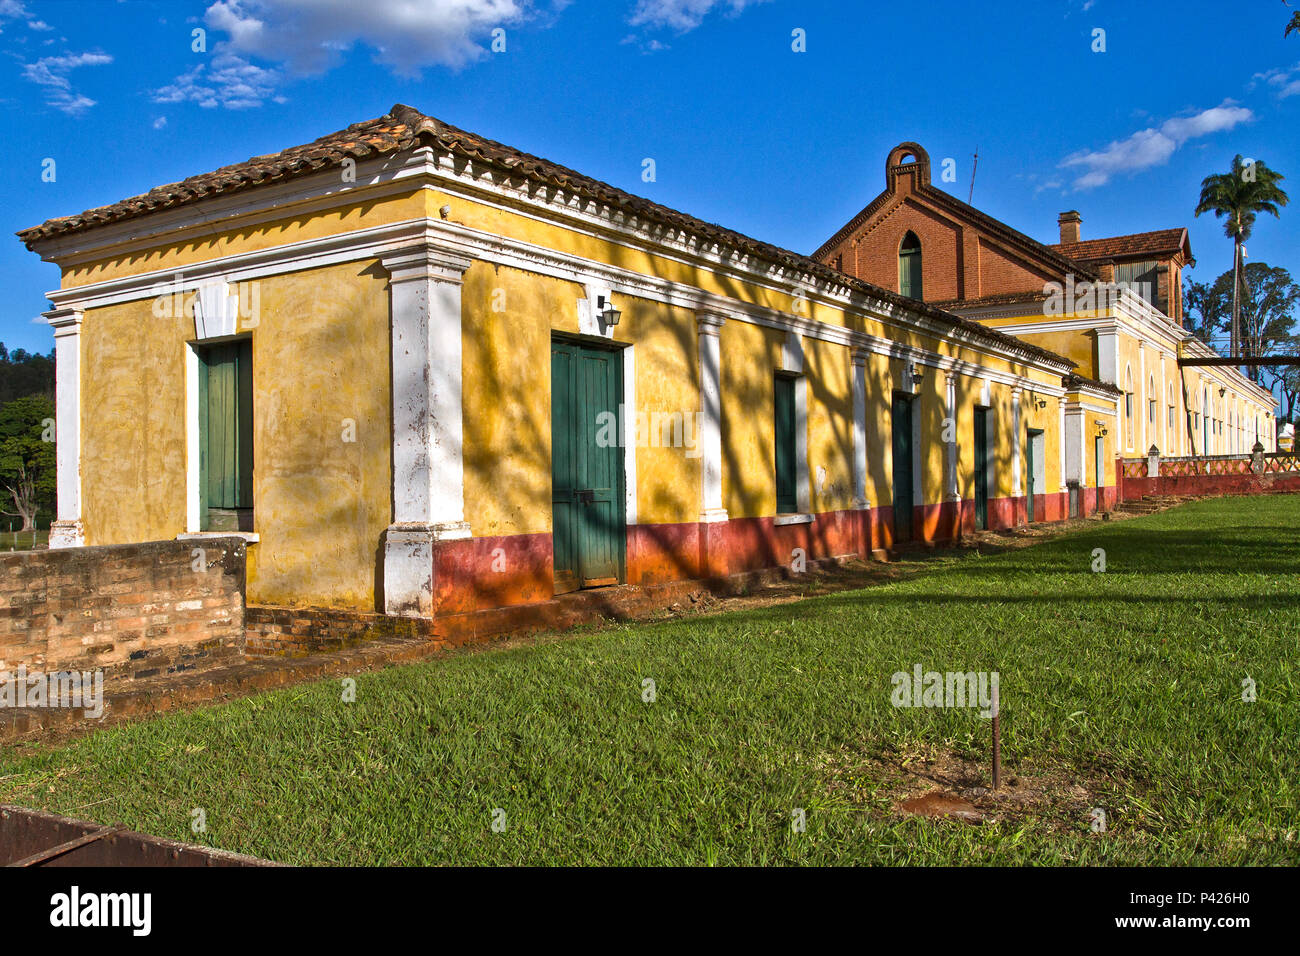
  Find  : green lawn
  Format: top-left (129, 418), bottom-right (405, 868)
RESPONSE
top-left (2, 496), bottom-right (1298, 865)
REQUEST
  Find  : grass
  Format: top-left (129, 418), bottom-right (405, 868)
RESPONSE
top-left (2, 496), bottom-right (1298, 865)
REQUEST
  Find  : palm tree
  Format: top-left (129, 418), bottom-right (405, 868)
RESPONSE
top-left (1288, 9), bottom-right (1300, 37)
top-left (1195, 156), bottom-right (1288, 359)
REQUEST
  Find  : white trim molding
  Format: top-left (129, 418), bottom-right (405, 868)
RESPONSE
top-left (379, 239), bottom-right (473, 617)
top-left (46, 307), bottom-right (84, 548)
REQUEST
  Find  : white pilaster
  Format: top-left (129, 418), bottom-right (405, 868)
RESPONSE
top-left (47, 308), bottom-right (84, 547)
top-left (943, 373), bottom-right (959, 502)
top-left (697, 310), bottom-right (727, 523)
top-left (380, 240), bottom-right (473, 617)
top-left (1011, 387), bottom-right (1023, 496)
top-left (1138, 343), bottom-right (1147, 452)
top-left (851, 347), bottom-right (869, 509)
top-left (1058, 398), bottom-right (1066, 491)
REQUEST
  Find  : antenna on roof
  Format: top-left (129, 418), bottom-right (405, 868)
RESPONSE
top-left (969, 147), bottom-right (979, 204)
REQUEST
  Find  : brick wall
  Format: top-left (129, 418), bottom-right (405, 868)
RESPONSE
top-left (0, 538), bottom-right (246, 680)
top-left (818, 181), bottom-right (1061, 304)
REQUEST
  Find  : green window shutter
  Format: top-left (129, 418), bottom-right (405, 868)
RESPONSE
top-left (199, 339), bottom-right (254, 529)
top-left (774, 375), bottom-right (797, 514)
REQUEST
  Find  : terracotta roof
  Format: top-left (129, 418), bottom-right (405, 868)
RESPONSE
top-left (17, 104), bottom-right (1075, 371)
top-left (1051, 228), bottom-right (1191, 264)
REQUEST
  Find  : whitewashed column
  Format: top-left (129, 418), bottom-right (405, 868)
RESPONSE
top-left (1011, 387), bottom-right (1023, 496)
top-left (1057, 397), bottom-right (1066, 491)
top-left (851, 347), bottom-right (869, 509)
top-left (380, 241), bottom-right (473, 617)
top-left (696, 310), bottom-right (727, 523)
top-left (943, 372), bottom-right (959, 502)
top-left (47, 308), bottom-right (84, 547)
top-left (1138, 343), bottom-right (1147, 451)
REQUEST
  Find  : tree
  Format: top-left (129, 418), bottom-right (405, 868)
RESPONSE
top-left (1184, 264), bottom-right (1299, 391)
top-left (1194, 155), bottom-right (1289, 358)
top-left (1236, 264), bottom-right (1300, 372)
top-left (0, 344), bottom-right (55, 406)
top-left (1289, 7), bottom-right (1300, 37)
top-left (1268, 348), bottom-right (1300, 421)
top-left (0, 395), bottom-right (56, 532)
top-left (1184, 277), bottom-right (1229, 349)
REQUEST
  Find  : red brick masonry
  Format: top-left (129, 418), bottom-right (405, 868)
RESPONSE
top-left (0, 537), bottom-right (246, 680)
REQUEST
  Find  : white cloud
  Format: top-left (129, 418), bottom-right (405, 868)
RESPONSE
top-left (209, 0), bottom-right (529, 75)
top-left (1252, 63), bottom-right (1300, 99)
top-left (629, 0), bottom-right (768, 31)
top-left (152, 0), bottom-right (539, 109)
top-left (1061, 102), bottom-right (1253, 189)
top-left (0, 0), bottom-right (53, 33)
top-left (153, 115), bottom-right (167, 129)
top-left (153, 51), bottom-right (283, 109)
top-left (20, 50), bottom-right (113, 115)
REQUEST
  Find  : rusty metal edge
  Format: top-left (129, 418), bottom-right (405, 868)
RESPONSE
top-left (0, 804), bottom-right (282, 867)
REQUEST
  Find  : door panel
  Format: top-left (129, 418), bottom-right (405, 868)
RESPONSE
top-left (551, 340), bottom-right (625, 592)
top-left (576, 350), bottom-right (621, 586)
top-left (973, 407), bottom-right (988, 530)
top-left (891, 394), bottom-right (913, 542)
top-left (1026, 428), bottom-right (1044, 523)
top-left (551, 346), bottom-right (579, 593)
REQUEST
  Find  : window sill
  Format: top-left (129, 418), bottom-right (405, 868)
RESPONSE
top-left (774, 513), bottom-right (814, 526)
top-left (178, 531), bottom-right (260, 544)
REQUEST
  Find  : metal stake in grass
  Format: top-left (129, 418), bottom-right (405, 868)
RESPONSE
top-left (991, 680), bottom-right (1001, 791)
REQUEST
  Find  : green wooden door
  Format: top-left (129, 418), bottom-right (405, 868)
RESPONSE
top-left (551, 340), bottom-right (625, 591)
top-left (198, 339), bottom-right (253, 531)
top-left (774, 375), bottom-right (797, 514)
top-left (891, 393), bottom-right (913, 542)
top-left (973, 407), bottom-right (988, 530)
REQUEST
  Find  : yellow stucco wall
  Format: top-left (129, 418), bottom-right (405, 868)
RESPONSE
top-left (81, 301), bottom-right (189, 545)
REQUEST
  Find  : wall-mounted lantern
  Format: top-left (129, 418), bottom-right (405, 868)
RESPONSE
top-left (596, 294), bottom-right (621, 327)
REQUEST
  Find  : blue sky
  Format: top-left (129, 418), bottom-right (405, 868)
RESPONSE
top-left (2, 0), bottom-right (1298, 355)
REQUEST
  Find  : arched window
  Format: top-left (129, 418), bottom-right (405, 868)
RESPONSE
top-left (1148, 375), bottom-right (1157, 427)
top-left (899, 231), bottom-right (923, 300)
